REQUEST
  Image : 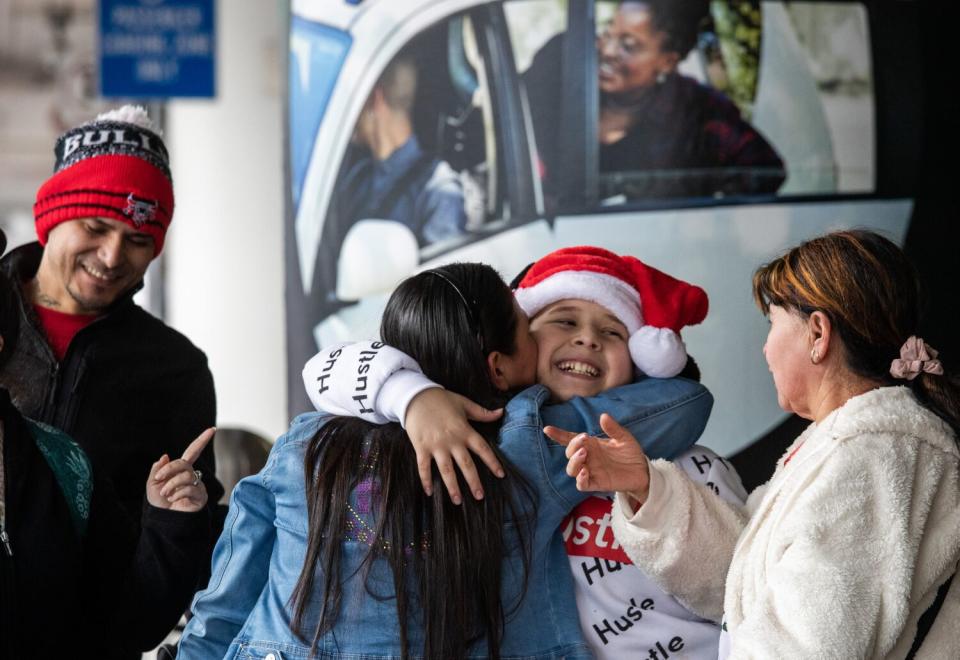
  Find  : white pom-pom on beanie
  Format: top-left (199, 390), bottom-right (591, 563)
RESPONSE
top-left (95, 105), bottom-right (159, 133)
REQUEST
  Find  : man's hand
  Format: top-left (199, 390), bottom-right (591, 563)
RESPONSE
top-left (146, 427), bottom-right (215, 513)
top-left (404, 388), bottom-right (504, 504)
top-left (544, 413), bottom-right (651, 504)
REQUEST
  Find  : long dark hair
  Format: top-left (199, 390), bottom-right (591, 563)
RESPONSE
top-left (289, 263), bottom-right (537, 659)
top-left (752, 229), bottom-right (960, 436)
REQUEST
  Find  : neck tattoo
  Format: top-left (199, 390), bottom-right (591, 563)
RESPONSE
top-left (26, 279), bottom-right (61, 309)
top-left (37, 292), bottom-right (61, 308)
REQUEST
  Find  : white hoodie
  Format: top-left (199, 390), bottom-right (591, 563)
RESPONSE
top-left (611, 386), bottom-right (960, 659)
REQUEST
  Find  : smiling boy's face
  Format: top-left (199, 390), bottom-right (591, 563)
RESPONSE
top-left (529, 298), bottom-right (634, 401)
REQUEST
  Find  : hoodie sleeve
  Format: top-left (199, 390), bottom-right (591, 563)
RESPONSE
top-left (610, 458), bottom-right (750, 622)
top-left (302, 341), bottom-right (438, 426)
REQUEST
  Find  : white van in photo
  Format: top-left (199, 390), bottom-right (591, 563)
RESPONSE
top-left (285, 0), bottom-right (925, 463)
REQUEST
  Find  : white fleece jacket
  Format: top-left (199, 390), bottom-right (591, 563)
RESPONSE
top-left (611, 386), bottom-right (960, 659)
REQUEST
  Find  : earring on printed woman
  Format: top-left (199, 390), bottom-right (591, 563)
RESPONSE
top-left (810, 348), bottom-right (820, 364)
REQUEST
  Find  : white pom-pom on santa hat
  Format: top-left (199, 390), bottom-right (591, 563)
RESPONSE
top-left (629, 326), bottom-right (689, 378)
top-left (514, 246), bottom-right (709, 378)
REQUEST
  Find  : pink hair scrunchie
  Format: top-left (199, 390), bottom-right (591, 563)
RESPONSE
top-left (890, 336), bottom-right (944, 380)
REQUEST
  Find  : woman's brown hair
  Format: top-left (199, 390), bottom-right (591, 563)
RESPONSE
top-left (752, 229), bottom-right (960, 436)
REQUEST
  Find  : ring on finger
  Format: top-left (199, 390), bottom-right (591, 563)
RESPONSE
top-left (192, 469), bottom-right (202, 486)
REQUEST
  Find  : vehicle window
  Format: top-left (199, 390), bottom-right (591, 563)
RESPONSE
top-left (289, 19), bottom-right (351, 211)
top-left (504, 0), bottom-right (569, 211)
top-left (773, 2), bottom-right (874, 194)
top-left (323, 13), bottom-right (501, 258)
top-left (594, 0), bottom-right (874, 202)
top-left (505, 1), bottom-right (568, 74)
top-left (507, 1), bottom-right (874, 207)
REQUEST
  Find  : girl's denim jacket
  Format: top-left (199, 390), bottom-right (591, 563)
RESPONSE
top-left (179, 378), bottom-right (712, 659)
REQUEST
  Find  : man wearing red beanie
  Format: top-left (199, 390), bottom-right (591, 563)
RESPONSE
top-left (0, 106), bottom-right (222, 653)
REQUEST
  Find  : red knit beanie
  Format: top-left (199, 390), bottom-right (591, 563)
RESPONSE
top-left (33, 106), bottom-right (174, 255)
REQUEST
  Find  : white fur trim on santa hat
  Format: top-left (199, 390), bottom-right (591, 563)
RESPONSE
top-left (629, 326), bottom-right (688, 378)
top-left (515, 270), bottom-right (643, 333)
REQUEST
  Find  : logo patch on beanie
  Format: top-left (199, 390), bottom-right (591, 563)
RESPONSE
top-left (123, 193), bottom-right (158, 227)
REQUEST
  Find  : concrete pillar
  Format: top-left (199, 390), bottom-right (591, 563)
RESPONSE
top-left (165, 1), bottom-right (287, 441)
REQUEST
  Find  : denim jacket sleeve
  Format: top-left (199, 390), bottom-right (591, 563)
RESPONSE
top-left (537, 377), bottom-right (713, 508)
top-left (177, 438), bottom-right (286, 658)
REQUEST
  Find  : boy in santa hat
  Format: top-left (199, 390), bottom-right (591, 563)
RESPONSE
top-left (509, 246), bottom-right (746, 658)
top-left (300, 246), bottom-right (746, 659)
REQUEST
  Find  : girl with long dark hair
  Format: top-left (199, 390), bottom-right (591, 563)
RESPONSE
top-left (179, 262), bottom-right (710, 659)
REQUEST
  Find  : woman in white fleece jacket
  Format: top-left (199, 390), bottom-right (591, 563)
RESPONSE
top-left (551, 230), bottom-right (960, 659)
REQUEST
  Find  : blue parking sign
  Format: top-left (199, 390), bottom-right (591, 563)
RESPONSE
top-left (99, 0), bottom-right (215, 98)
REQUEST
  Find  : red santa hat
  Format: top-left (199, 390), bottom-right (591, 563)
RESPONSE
top-left (513, 246), bottom-right (708, 378)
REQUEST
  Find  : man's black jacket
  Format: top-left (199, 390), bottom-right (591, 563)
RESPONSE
top-left (0, 242), bottom-right (223, 521)
top-left (0, 388), bottom-right (209, 659)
